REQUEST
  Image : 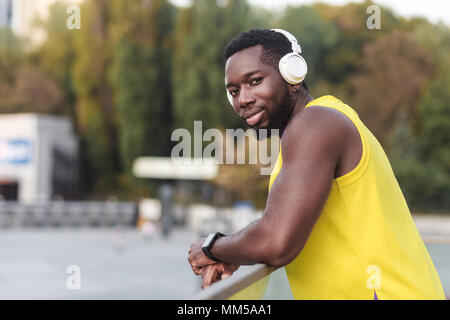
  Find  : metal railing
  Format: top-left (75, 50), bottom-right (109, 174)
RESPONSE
top-left (191, 264), bottom-right (278, 300)
top-left (0, 200), bottom-right (138, 228)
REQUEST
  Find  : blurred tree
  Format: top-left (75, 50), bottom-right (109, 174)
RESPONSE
top-left (172, 0), bottom-right (275, 207)
top-left (172, 0), bottom-right (260, 132)
top-left (72, 0), bottom-right (119, 194)
top-left (109, 0), bottom-right (176, 178)
top-left (389, 119), bottom-right (450, 211)
top-left (310, 0), bottom-right (400, 96)
top-left (277, 5), bottom-right (339, 88)
top-left (0, 65), bottom-right (64, 113)
top-left (30, 2), bottom-right (77, 118)
top-left (211, 129), bottom-right (274, 209)
top-left (350, 30), bottom-right (434, 147)
top-left (372, 21), bottom-right (450, 211)
top-left (411, 58), bottom-right (450, 210)
top-left (0, 28), bottom-right (22, 83)
top-left (214, 163), bottom-right (269, 209)
top-left (0, 28), bottom-right (64, 114)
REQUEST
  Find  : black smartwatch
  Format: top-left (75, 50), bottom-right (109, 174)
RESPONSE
top-left (202, 232), bottom-right (225, 262)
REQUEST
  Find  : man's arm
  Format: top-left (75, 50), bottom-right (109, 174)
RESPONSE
top-left (188, 106), bottom-right (347, 269)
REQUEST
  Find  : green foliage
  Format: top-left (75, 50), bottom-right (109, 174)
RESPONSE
top-left (109, 0), bottom-right (176, 173)
top-left (71, 0), bottom-right (118, 194)
top-left (0, 28), bottom-right (64, 114)
top-left (351, 29), bottom-right (434, 147)
top-left (31, 2), bottom-right (77, 117)
top-left (388, 21), bottom-right (450, 211)
top-left (0, 28), bottom-right (22, 82)
top-left (172, 0), bottom-right (258, 132)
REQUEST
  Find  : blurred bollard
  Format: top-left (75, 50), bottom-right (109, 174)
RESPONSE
top-left (79, 202), bottom-right (92, 227)
top-left (105, 196), bottom-right (119, 227)
top-left (67, 202), bottom-right (83, 227)
top-left (137, 198), bottom-right (161, 238)
top-left (172, 204), bottom-right (187, 226)
top-left (160, 183), bottom-right (174, 238)
top-left (86, 202), bottom-right (102, 227)
top-left (119, 202), bottom-right (137, 226)
top-left (30, 203), bottom-right (48, 227)
top-left (0, 200), bottom-right (12, 228)
top-left (49, 198), bottom-right (65, 227)
top-left (11, 203), bottom-right (29, 228)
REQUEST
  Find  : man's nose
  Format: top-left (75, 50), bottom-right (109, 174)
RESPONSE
top-left (239, 89), bottom-right (256, 109)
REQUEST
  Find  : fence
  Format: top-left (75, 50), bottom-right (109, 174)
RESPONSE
top-left (191, 264), bottom-right (278, 300)
top-left (0, 200), bottom-right (138, 228)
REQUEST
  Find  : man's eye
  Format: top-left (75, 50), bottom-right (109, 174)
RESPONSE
top-left (229, 89), bottom-right (239, 96)
top-left (250, 77), bottom-right (262, 85)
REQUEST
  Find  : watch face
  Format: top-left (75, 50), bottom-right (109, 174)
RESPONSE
top-left (202, 233), bottom-right (215, 248)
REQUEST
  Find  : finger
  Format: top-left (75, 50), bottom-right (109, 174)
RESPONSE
top-left (221, 271), bottom-right (233, 280)
top-left (193, 265), bottom-right (202, 275)
top-left (202, 267), bottom-right (218, 289)
top-left (188, 257), bottom-right (197, 275)
top-left (203, 266), bottom-right (223, 289)
top-left (188, 257), bottom-right (202, 275)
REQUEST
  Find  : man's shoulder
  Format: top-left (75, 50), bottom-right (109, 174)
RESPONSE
top-left (284, 105), bottom-right (352, 141)
top-left (281, 105), bottom-right (354, 161)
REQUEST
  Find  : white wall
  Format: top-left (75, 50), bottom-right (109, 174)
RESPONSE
top-left (0, 113), bottom-right (77, 203)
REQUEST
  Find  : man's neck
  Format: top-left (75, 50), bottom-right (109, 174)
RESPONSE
top-left (292, 88), bottom-right (313, 118)
top-left (280, 89), bottom-right (313, 136)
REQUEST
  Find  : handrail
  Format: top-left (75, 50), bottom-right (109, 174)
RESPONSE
top-left (190, 264), bottom-right (277, 300)
top-left (422, 236), bottom-right (450, 244)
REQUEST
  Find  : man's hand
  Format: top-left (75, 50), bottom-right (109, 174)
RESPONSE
top-left (201, 263), bottom-right (240, 289)
top-left (188, 238), bottom-right (217, 275)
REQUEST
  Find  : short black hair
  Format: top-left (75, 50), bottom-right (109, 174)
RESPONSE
top-left (224, 29), bottom-right (308, 91)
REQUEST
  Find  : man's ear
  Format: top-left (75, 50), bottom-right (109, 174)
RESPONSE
top-left (289, 82), bottom-right (303, 94)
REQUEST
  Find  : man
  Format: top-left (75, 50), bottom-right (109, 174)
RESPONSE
top-left (188, 29), bottom-right (445, 299)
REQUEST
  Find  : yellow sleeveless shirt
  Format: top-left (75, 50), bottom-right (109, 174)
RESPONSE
top-left (268, 95), bottom-right (445, 299)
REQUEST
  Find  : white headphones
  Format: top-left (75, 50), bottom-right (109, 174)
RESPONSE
top-left (226, 28), bottom-right (308, 106)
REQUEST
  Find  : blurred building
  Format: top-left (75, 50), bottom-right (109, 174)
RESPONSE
top-left (0, 114), bottom-right (79, 203)
top-left (0, 0), bottom-right (83, 47)
top-left (0, 0), bottom-right (13, 28)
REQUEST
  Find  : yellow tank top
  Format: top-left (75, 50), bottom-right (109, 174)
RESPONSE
top-left (268, 95), bottom-right (445, 300)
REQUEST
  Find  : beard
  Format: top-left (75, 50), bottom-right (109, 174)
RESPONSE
top-left (248, 86), bottom-right (295, 140)
top-left (267, 85), bottom-right (295, 131)
top-left (258, 85), bottom-right (295, 137)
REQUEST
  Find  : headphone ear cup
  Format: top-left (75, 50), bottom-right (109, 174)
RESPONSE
top-left (279, 53), bottom-right (307, 85)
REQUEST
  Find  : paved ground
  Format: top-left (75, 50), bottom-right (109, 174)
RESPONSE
top-left (0, 227), bottom-right (202, 299)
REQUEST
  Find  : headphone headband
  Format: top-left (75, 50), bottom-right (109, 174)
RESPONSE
top-left (271, 28), bottom-right (302, 54)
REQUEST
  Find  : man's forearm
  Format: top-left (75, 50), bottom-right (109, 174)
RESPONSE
top-left (209, 216), bottom-right (283, 266)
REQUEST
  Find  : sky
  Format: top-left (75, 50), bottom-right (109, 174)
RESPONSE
top-left (170, 0), bottom-right (450, 26)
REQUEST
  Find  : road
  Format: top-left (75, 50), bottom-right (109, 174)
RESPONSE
top-left (0, 227), bottom-right (201, 299)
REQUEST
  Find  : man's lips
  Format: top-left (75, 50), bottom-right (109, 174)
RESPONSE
top-left (243, 109), bottom-right (265, 126)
